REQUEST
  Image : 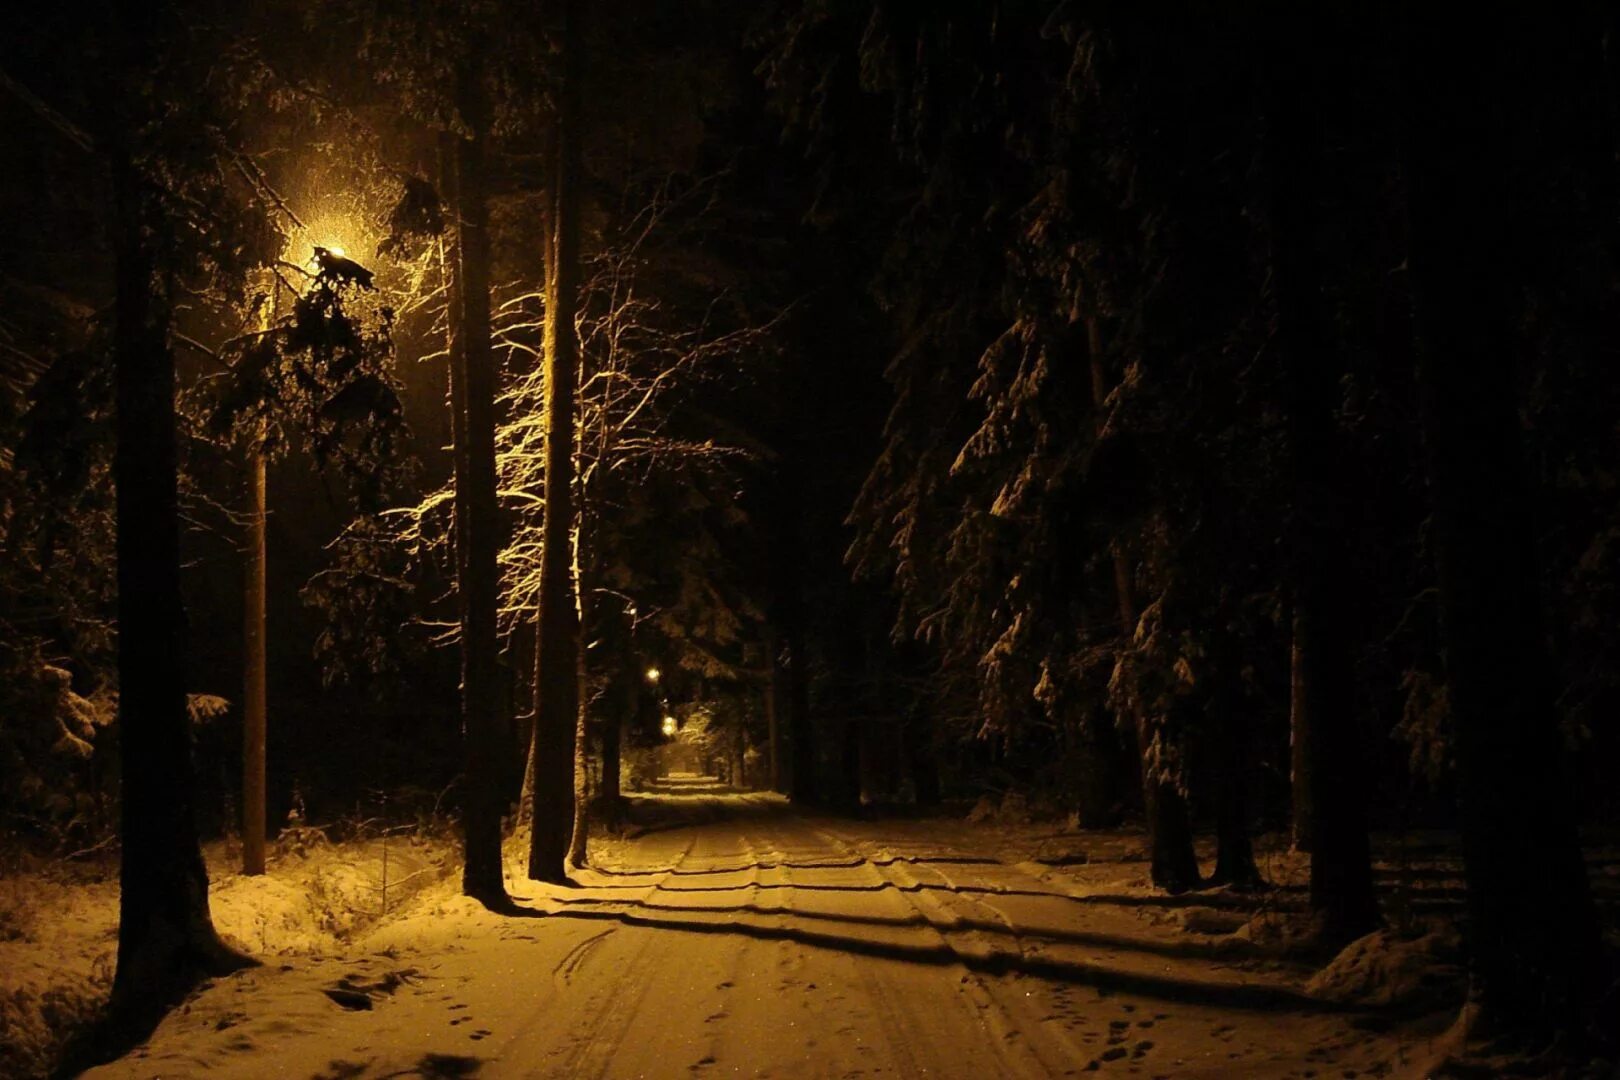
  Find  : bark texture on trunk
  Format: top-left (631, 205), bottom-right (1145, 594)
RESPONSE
top-left (528, 0), bottom-right (585, 885)
top-left (453, 64), bottom-right (507, 906)
top-left (1262, 9), bottom-right (1377, 942)
top-left (567, 516), bottom-right (589, 868)
top-left (1401, 8), bottom-right (1601, 1033)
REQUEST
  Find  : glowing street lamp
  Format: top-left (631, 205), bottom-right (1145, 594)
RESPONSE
top-left (645, 666), bottom-right (661, 684)
top-left (662, 715), bottom-right (678, 737)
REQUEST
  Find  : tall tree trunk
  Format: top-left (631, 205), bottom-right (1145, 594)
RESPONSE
top-left (1083, 315), bottom-right (1199, 892)
top-left (903, 705), bottom-right (941, 808)
top-left (780, 523), bottom-right (816, 805)
top-left (729, 713), bottom-right (745, 789)
top-left (567, 510), bottom-right (589, 868)
top-left (240, 446), bottom-right (267, 876)
top-left (1073, 710), bottom-right (1126, 829)
top-left (453, 64), bottom-right (507, 906)
top-left (600, 700), bottom-right (622, 803)
top-left (107, 100), bottom-right (248, 1010)
top-left (528, 0), bottom-right (585, 884)
top-left (764, 623), bottom-right (783, 792)
top-left (784, 613), bottom-right (814, 803)
top-left (440, 134), bottom-right (468, 592)
top-left (1261, 10), bottom-right (1377, 943)
top-left (840, 718), bottom-right (863, 810)
top-left (1401, 8), bottom-right (1601, 1036)
top-left (1288, 604), bottom-right (1313, 853)
top-left (1209, 675), bottom-right (1261, 889)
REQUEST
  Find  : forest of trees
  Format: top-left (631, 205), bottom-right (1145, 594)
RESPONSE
top-left (1, 0), bottom-right (1617, 1068)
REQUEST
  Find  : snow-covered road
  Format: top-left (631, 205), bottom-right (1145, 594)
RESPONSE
top-left (85, 783), bottom-right (1448, 1078)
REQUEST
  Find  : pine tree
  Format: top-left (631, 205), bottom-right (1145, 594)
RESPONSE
top-left (1401, 5), bottom-right (1602, 1038)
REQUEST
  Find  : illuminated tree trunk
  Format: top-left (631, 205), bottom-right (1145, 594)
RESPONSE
top-left (1262, 12), bottom-right (1377, 942)
top-left (1401, 7), bottom-right (1601, 1033)
top-left (528, 0), bottom-right (585, 884)
top-left (568, 507), bottom-right (589, 868)
top-left (1083, 315), bottom-right (1199, 892)
top-left (241, 447), bottom-right (267, 876)
top-left (453, 64), bottom-right (508, 907)
top-left (106, 37), bottom-right (248, 1006)
top-left (440, 133), bottom-right (469, 612)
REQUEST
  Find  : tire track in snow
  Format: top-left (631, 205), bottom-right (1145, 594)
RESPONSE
top-left (534, 829), bottom-right (723, 1079)
top-left (758, 814), bottom-right (1063, 1077)
top-left (551, 926), bottom-right (617, 987)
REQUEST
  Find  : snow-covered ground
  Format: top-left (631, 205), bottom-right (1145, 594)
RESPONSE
top-left (0, 823), bottom-right (453, 1078)
top-left (0, 776), bottom-right (1484, 1079)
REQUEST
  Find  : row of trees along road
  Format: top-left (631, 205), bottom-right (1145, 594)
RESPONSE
top-left (761, 0), bottom-right (1615, 1043)
top-left (0, 0), bottom-right (788, 1035)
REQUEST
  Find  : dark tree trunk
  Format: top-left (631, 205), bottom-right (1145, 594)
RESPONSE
top-left (1208, 679), bottom-right (1261, 889)
top-left (241, 447), bottom-right (267, 877)
top-left (1261, 10), bottom-right (1377, 943)
top-left (764, 622), bottom-right (784, 792)
top-left (567, 519), bottom-right (589, 868)
top-left (1288, 605), bottom-right (1313, 853)
top-left (1072, 714), bottom-right (1124, 829)
top-left (108, 117), bottom-right (248, 1011)
top-left (839, 718), bottom-right (863, 811)
top-left (1083, 315), bottom-right (1199, 892)
top-left (903, 706), bottom-right (941, 808)
top-left (768, 460), bottom-right (817, 806)
top-left (785, 605), bottom-right (815, 805)
top-left (452, 64), bottom-right (508, 907)
top-left (601, 704), bottom-right (622, 803)
top-left (528, 0), bottom-right (585, 885)
top-left (1401, 8), bottom-right (1602, 1036)
top-left (730, 714), bottom-right (746, 790)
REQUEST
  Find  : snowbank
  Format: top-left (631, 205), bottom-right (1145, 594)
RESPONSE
top-left (1306, 924), bottom-right (1466, 1012)
top-left (0, 829), bottom-right (456, 1078)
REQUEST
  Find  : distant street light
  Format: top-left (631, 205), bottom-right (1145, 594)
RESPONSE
top-left (662, 715), bottom-right (678, 737)
top-left (645, 666), bottom-right (661, 683)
